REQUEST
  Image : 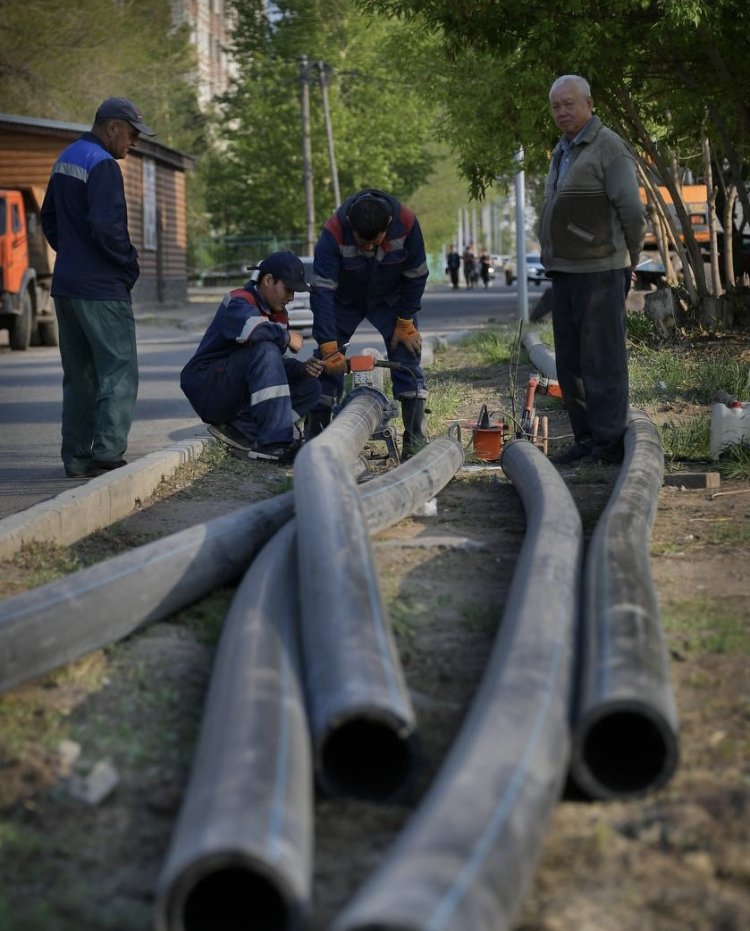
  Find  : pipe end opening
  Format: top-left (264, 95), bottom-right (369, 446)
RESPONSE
top-left (182, 867), bottom-right (289, 931)
top-left (576, 708), bottom-right (678, 799)
top-left (319, 717), bottom-right (417, 801)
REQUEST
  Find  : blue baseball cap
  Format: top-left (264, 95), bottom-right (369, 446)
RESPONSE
top-left (250, 252), bottom-right (311, 292)
top-left (95, 97), bottom-right (155, 136)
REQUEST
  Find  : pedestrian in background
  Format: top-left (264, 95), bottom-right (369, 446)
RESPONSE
top-left (181, 252), bottom-right (323, 464)
top-left (462, 243), bottom-right (477, 289)
top-left (446, 244), bottom-right (461, 289)
top-left (539, 75), bottom-right (646, 465)
top-left (308, 188), bottom-right (430, 458)
top-left (41, 97), bottom-right (155, 479)
top-left (479, 247), bottom-right (492, 288)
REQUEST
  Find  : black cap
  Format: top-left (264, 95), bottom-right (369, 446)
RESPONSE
top-left (95, 97), bottom-right (155, 136)
top-left (250, 251), bottom-right (311, 292)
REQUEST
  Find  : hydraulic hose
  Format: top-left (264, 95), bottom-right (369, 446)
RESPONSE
top-left (294, 387), bottom-right (417, 800)
top-left (154, 434), bottom-right (464, 931)
top-left (331, 438), bottom-right (582, 931)
top-left (570, 409), bottom-right (679, 799)
top-left (0, 493), bottom-right (294, 694)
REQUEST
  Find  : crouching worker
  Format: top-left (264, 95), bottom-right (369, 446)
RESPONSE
top-left (181, 252), bottom-right (323, 463)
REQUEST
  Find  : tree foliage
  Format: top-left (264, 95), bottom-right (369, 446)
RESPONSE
top-left (202, 0), bottom-right (437, 239)
top-left (358, 0), bottom-right (750, 310)
top-left (0, 0), bottom-right (205, 154)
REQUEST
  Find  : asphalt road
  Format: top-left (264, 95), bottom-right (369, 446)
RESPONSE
top-left (0, 282), bottom-right (532, 521)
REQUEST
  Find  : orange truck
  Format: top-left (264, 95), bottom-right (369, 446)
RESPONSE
top-left (0, 186), bottom-right (57, 350)
top-left (639, 184), bottom-right (711, 248)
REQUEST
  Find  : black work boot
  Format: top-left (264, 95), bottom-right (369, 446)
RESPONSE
top-left (304, 408), bottom-right (332, 441)
top-left (400, 397), bottom-right (428, 460)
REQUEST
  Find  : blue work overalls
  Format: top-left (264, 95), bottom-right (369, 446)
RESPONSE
top-left (181, 284), bottom-right (321, 446)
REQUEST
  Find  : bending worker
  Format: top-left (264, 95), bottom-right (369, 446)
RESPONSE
top-left (308, 189), bottom-right (430, 458)
top-left (181, 252), bottom-right (323, 464)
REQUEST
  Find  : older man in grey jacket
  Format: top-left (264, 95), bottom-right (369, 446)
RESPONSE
top-left (539, 74), bottom-right (646, 464)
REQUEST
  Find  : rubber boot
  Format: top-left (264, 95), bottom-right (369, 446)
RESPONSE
top-left (304, 407), bottom-right (332, 441)
top-left (400, 397), bottom-right (428, 460)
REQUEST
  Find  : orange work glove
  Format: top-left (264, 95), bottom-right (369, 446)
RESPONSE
top-left (389, 317), bottom-right (422, 356)
top-left (320, 340), bottom-right (347, 376)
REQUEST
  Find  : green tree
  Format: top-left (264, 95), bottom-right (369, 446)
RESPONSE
top-left (0, 0), bottom-right (209, 268)
top-left (0, 0), bottom-right (203, 154)
top-left (359, 0), bottom-right (750, 317)
top-left (202, 0), bottom-right (436, 242)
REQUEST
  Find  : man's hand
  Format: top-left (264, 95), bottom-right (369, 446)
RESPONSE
top-left (389, 317), bottom-right (422, 356)
top-left (304, 356), bottom-right (325, 378)
top-left (287, 330), bottom-right (304, 353)
top-left (320, 340), bottom-right (347, 376)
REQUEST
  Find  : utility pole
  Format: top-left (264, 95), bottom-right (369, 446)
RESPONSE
top-left (514, 147), bottom-right (529, 324)
top-left (298, 55), bottom-right (316, 255)
top-left (317, 60), bottom-right (341, 208)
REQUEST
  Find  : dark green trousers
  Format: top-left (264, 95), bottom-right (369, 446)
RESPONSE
top-left (55, 297), bottom-right (138, 475)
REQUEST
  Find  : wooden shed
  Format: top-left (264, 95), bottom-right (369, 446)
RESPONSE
top-left (0, 112), bottom-right (193, 306)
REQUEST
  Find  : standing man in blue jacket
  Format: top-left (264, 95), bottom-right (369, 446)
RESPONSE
top-left (309, 189), bottom-right (430, 458)
top-left (41, 97), bottom-right (154, 479)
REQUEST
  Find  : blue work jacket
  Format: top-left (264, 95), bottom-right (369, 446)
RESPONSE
top-left (310, 189), bottom-right (429, 344)
top-left (41, 132), bottom-right (140, 302)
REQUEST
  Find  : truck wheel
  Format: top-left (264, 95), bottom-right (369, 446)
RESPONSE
top-left (9, 290), bottom-right (33, 351)
top-left (39, 317), bottom-right (59, 347)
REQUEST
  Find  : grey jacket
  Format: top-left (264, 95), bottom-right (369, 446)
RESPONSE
top-left (538, 116), bottom-right (646, 274)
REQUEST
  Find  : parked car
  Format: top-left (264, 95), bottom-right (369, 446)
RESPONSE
top-left (525, 252), bottom-right (547, 285)
top-left (286, 256), bottom-right (315, 330)
top-left (490, 254), bottom-right (509, 280)
top-left (503, 252), bottom-right (548, 286)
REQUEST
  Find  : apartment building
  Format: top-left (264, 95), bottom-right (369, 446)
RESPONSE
top-left (171, 0), bottom-right (238, 108)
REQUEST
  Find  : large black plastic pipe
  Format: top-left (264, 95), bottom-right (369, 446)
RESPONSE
top-left (516, 332), bottom-right (679, 799)
top-left (331, 438), bottom-right (582, 931)
top-left (154, 435), bottom-right (464, 931)
top-left (0, 493), bottom-right (294, 693)
top-left (153, 521), bottom-right (312, 931)
top-left (359, 435), bottom-right (464, 534)
top-left (294, 387), bottom-right (419, 800)
top-left (570, 409), bottom-right (679, 799)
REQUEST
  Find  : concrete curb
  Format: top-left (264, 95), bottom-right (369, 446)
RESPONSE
top-left (0, 331), bottom-right (464, 561)
top-left (0, 438), bottom-right (209, 560)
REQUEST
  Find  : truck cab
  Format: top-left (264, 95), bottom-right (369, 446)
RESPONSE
top-left (0, 187), bottom-right (57, 350)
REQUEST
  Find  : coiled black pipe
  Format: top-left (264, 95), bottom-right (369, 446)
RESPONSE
top-left (570, 409), bottom-right (679, 799)
top-left (331, 438), bottom-right (582, 931)
top-left (154, 435), bottom-right (464, 931)
top-left (294, 387), bottom-right (419, 800)
top-left (0, 493), bottom-right (294, 693)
